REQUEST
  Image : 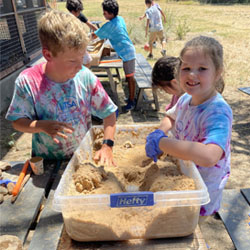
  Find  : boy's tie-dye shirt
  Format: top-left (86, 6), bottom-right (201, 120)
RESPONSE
top-left (6, 63), bottom-right (117, 160)
top-left (166, 93), bottom-right (233, 216)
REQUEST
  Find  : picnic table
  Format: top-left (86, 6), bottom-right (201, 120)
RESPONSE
top-left (238, 87), bottom-right (250, 95)
top-left (218, 188), bottom-right (250, 250)
top-left (91, 53), bottom-right (123, 112)
top-left (91, 53), bottom-right (159, 112)
top-left (0, 160), bottom-right (208, 249)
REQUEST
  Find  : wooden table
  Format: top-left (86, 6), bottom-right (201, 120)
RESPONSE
top-left (0, 160), bottom-right (61, 244)
top-left (238, 87), bottom-right (250, 95)
top-left (0, 160), bottom-right (207, 250)
top-left (91, 53), bottom-right (123, 112)
top-left (218, 188), bottom-right (250, 250)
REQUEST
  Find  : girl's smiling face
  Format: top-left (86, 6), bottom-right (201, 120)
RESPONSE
top-left (179, 48), bottom-right (221, 105)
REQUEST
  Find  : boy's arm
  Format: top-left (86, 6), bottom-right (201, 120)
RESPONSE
top-left (86, 21), bottom-right (98, 31)
top-left (91, 32), bottom-right (98, 40)
top-left (93, 112), bottom-right (116, 166)
top-left (93, 22), bottom-right (109, 41)
top-left (139, 13), bottom-right (146, 20)
top-left (145, 19), bottom-right (150, 37)
top-left (159, 9), bottom-right (166, 23)
top-left (103, 112), bottom-right (116, 141)
top-left (12, 118), bottom-right (74, 144)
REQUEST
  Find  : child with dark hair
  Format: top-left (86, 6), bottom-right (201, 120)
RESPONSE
top-left (66, 0), bottom-right (96, 67)
top-left (93, 0), bottom-right (136, 111)
top-left (139, 0), bottom-right (166, 22)
top-left (152, 56), bottom-right (183, 111)
top-left (66, 0), bottom-right (97, 31)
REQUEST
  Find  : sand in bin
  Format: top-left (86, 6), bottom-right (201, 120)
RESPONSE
top-left (62, 137), bottom-right (197, 241)
top-left (71, 142), bottom-right (196, 195)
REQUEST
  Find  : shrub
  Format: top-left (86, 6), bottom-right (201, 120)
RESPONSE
top-left (175, 19), bottom-right (190, 40)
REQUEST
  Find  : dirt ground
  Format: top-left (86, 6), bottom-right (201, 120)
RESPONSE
top-left (1, 78), bottom-right (250, 249)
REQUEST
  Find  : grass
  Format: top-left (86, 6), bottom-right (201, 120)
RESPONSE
top-left (55, 0), bottom-right (250, 88)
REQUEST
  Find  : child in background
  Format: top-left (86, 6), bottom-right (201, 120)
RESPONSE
top-left (6, 10), bottom-right (117, 166)
top-left (152, 56), bottom-right (184, 111)
top-left (144, 0), bottom-right (166, 59)
top-left (139, 0), bottom-right (166, 22)
top-left (66, 0), bottom-right (97, 31)
top-left (146, 36), bottom-right (233, 218)
top-left (93, 0), bottom-right (137, 111)
top-left (66, 0), bottom-right (95, 67)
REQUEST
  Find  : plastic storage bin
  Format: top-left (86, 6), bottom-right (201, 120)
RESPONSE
top-left (53, 124), bottom-right (210, 242)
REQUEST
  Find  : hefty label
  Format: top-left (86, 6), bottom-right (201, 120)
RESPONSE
top-left (110, 192), bottom-right (154, 208)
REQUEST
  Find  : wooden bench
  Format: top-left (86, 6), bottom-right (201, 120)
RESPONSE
top-left (238, 87), bottom-right (250, 95)
top-left (28, 162), bottom-right (66, 250)
top-left (218, 188), bottom-right (250, 250)
top-left (134, 53), bottom-right (159, 111)
top-left (0, 160), bottom-right (61, 244)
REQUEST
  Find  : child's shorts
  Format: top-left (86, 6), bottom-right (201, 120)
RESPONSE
top-left (123, 59), bottom-right (135, 77)
top-left (149, 30), bottom-right (165, 46)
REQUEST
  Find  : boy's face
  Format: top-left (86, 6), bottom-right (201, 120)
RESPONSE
top-left (71, 10), bottom-right (81, 17)
top-left (44, 47), bottom-right (86, 82)
top-left (103, 10), bottom-right (114, 20)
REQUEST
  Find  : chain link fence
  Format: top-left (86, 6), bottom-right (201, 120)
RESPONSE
top-left (0, 0), bottom-right (47, 79)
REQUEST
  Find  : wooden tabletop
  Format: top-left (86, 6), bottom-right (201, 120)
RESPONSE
top-left (92, 53), bottom-right (123, 69)
top-left (56, 225), bottom-right (207, 250)
top-left (0, 160), bottom-right (61, 244)
top-left (238, 87), bottom-right (250, 95)
top-left (218, 188), bottom-right (250, 250)
top-left (0, 160), bottom-right (207, 250)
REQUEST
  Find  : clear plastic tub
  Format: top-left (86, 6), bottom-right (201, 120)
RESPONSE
top-left (53, 124), bottom-right (210, 242)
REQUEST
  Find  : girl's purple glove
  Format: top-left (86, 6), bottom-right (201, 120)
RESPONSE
top-left (145, 129), bottom-right (168, 162)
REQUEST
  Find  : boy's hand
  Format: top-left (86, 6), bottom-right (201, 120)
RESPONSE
top-left (38, 120), bottom-right (74, 144)
top-left (93, 144), bottom-right (116, 167)
top-left (91, 32), bottom-right (97, 40)
top-left (145, 129), bottom-right (168, 162)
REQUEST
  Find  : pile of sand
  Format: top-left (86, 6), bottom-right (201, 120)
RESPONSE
top-left (71, 142), bottom-right (195, 195)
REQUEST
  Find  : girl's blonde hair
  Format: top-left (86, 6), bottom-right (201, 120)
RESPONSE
top-left (179, 36), bottom-right (225, 93)
top-left (38, 10), bottom-right (89, 56)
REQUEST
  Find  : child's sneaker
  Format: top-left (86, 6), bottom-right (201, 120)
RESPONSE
top-left (123, 99), bottom-right (136, 111)
top-left (147, 53), bottom-right (153, 59)
top-left (161, 49), bottom-right (166, 56)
